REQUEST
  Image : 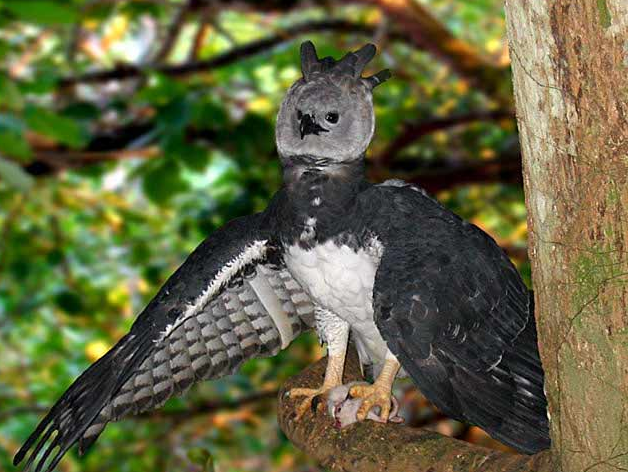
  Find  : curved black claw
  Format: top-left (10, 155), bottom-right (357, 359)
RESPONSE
top-left (311, 394), bottom-right (325, 413)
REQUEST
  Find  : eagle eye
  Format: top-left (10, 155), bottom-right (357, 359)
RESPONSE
top-left (325, 112), bottom-right (339, 124)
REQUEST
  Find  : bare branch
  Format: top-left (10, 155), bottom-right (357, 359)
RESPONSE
top-left (278, 348), bottom-right (554, 472)
top-left (374, 111), bottom-right (514, 167)
top-left (187, 5), bottom-right (213, 61)
top-left (58, 20), bottom-right (385, 86)
top-left (19, 123), bottom-right (219, 175)
top-left (405, 155), bottom-right (522, 193)
top-left (368, 146), bottom-right (522, 194)
top-left (152, 0), bottom-right (193, 63)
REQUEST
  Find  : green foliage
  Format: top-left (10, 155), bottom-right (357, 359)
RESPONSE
top-left (0, 156), bottom-right (33, 190)
top-left (0, 1), bottom-right (528, 471)
top-left (0, 74), bottom-right (24, 111)
top-left (3, 1), bottom-right (79, 25)
top-left (0, 128), bottom-right (31, 159)
top-left (24, 105), bottom-right (88, 148)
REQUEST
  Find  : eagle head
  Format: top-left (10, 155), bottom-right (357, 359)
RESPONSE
top-left (275, 41), bottom-right (390, 166)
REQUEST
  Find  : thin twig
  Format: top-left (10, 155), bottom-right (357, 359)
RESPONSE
top-left (152, 0), bottom-right (193, 63)
top-left (188, 4), bottom-right (214, 61)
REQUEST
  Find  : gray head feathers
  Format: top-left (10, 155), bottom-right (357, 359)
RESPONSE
top-left (276, 41), bottom-right (388, 162)
top-left (300, 41), bottom-right (391, 89)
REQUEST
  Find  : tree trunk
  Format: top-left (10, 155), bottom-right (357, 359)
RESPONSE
top-left (505, 2), bottom-right (628, 472)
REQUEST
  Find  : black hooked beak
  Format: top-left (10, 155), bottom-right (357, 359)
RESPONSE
top-left (299, 113), bottom-right (329, 140)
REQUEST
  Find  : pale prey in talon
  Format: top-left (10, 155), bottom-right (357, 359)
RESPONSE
top-left (325, 382), bottom-right (404, 429)
top-left (15, 41), bottom-right (549, 472)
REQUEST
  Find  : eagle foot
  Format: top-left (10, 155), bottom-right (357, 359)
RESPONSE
top-left (288, 386), bottom-right (336, 419)
top-left (348, 383), bottom-right (394, 422)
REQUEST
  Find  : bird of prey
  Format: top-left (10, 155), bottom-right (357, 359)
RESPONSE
top-left (15, 41), bottom-right (549, 472)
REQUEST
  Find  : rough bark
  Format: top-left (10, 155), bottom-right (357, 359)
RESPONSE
top-left (278, 348), bottom-right (553, 472)
top-left (505, 2), bottom-right (628, 471)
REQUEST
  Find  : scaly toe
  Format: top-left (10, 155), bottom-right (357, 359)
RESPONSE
top-left (288, 387), bottom-right (329, 419)
top-left (349, 384), bottom-right (392, 422)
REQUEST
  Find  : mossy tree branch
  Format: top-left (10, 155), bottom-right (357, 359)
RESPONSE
top-left (277, 348), bottom-right (554, 472)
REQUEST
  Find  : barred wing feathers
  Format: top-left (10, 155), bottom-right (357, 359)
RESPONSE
top-left (14, 213), bottom-right (314, 472)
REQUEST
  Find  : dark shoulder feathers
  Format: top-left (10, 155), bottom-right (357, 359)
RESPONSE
top-left (360, 182), bottom-right (550, 454)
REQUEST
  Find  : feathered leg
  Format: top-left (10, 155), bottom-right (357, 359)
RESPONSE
top-left (289, 309), bottom-right (349, 418)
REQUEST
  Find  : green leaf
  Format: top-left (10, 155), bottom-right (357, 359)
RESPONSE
top-left (0, 74), bottom-right (23, 111)
top-left (232, 113), bottom-right (274, 156)
top-left (163, 134), bottom-right (209, 171)
top-left (19, 69), bottom-right (59, 95)
top-left (54, 290), bottom-right (84, 315)
top-left (191, 99), bottom-right (229, 129)
top-left (181, 144), bottom-right (209, 171)
top-left (0, 155), bottom-right (34, 191)
top-left (0, 113), bottom-right (26, 132)
top-left (0, 129), bottom-right (31, 159)
top-left (141, 160), bottom-right (189, 204)
top-left (82, 3), bottom-right (115, 21)
top-left (136, 73), bottom-right (186, 106)
top-left (0, 39), bottom-right (10, 58)
top-left (4, 1), bottom-right (79, 25)
top-left (24, 105), bottom-right (87, 148)
top-left (119, 1), bottom-right (161, 18)
top-left (62, 102), bottom-right (100, 120)
top-left (157, 97), bottom-right (191, 132)
top-left (187, 447), bottom-right (215, 472)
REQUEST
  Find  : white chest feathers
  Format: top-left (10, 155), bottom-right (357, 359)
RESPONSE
top-left (284, 238), bottom-right (389, 364)
top-left (284, 239), bottom-right (381, 323)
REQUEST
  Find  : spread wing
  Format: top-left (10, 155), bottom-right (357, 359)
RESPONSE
top-left (363, 183), bottom-right (549, 454)
top-left (14, 212), bottom-right (315, 472)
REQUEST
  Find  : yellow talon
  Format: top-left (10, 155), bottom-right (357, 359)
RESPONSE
top-left (349, 383), bottom-right (394, 422)
top-left (288, 353), bottom-right (347, 419)
top-left (288, 387), bottom-right (332, 419)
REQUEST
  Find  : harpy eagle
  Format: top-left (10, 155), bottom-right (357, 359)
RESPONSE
top-left (15, 41), bottom-right (549, 472)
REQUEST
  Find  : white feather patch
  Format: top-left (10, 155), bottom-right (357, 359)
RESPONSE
top-left (157, 240), bottom-right (268, 341)
top-left (248, 272), bottom-right (293, 349)
top-left (299, 216), bottom-right (317, 241)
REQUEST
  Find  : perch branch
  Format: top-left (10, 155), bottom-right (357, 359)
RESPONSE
top-left (278, 348), bottom-right (553, 472)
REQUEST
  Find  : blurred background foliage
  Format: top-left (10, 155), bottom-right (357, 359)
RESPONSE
top-left (0, 0), bottom-right (529, 470)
